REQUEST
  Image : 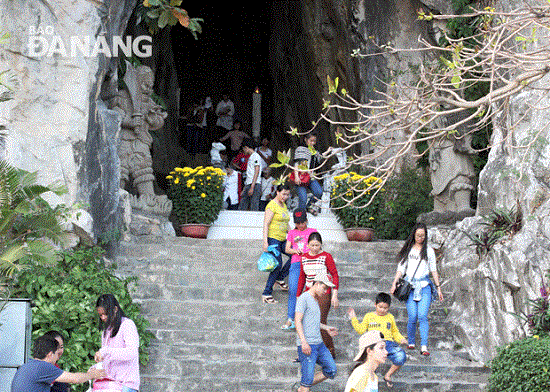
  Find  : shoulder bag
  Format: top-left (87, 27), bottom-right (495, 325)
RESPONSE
top-left (393, 258), bottom-right (422, 302)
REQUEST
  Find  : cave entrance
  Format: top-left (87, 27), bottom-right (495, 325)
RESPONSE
top-left (170, 2), bottom-right (274, 159)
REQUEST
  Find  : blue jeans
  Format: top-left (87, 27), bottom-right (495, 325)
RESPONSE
top-left (239, 183), bottom-right (261, 211)
top-left (297, 179), bottom-right (323, 210)
top-left (287, 262), bottom-right (301, 320)
top-left (121, 387), bottom-right (138, 392)
top-left (406, 284), bottom-right (432, 346)
top-left (297, 342), bottom-right (337, 387)
top-left (262, 238), bottom-right (290, 296)
top-left (385, 340), bottom-right (406, 366)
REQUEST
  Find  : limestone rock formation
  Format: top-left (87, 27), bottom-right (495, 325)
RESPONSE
top-left (439, 83), bottom-right (550, 363)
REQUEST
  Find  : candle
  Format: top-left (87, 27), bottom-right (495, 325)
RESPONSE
top-left (252, 87), bottom-right (261, 139)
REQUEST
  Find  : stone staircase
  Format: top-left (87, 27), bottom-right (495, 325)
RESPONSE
top-left (114, 234), bottom-right (490, 391)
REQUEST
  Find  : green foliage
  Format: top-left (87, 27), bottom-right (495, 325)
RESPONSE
top-left (330, 172), bottom-right (385, 229)
top-left (513, 271), bottom-right (550, 337)
top-left (0, 160), bottom-right (66, 278)
top-left (462, 204), bottom-right (522, 256)
top-left (13, 246), bottom-right (154, 392)
top-left (166, 166), bottom-right (226, 225)
top-left (488, 336), bottom-right (550, 392)
top-left (375, 169), bottom-right (433, 240)
top-left (138, 0), bottom-right (203, 38)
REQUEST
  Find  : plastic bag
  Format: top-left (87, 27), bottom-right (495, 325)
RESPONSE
top-left (257, 244), bottom-right (280, 272)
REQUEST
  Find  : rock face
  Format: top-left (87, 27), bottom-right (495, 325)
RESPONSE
top-left (432, 0), bottom-right (550, 364)
top-left (0, 0), bottom-right (136, 250)
top-left (440, 87), bottom-right (550, 363)
top-left (0, 0), bottom-right (101, 205)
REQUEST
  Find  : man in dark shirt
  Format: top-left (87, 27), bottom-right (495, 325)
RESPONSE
top-left (11, 334), bottom-right (105, 392)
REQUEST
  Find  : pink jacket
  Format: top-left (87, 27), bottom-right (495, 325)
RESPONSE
top-left (100, 317), bottom-right (140, 390)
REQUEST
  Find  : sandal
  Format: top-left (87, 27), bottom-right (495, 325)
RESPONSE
top-left (407, 345), bottom-right (416, 350)
top-left (420, 349), bottom-right (430, 357)
top-left (384, 377), bottom-right (394, 389)
top-left (275, 280), bottom-right (289, 291)
top-left (262, 295), bottom-right (278, 304)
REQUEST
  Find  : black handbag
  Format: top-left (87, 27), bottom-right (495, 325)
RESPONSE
top-left (393, 259), bottom-right (422, 302)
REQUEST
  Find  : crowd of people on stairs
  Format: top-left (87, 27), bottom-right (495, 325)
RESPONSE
top-left (260, 212), bottom-right (443, 392)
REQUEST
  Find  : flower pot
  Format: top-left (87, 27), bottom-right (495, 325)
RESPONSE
top-left (181, 224), bottom-right (210, 239)
top-left (345, 228), bottom-right (374, 242)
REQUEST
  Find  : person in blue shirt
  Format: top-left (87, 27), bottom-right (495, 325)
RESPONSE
top-left (11, 334), bottom-right (105, 392)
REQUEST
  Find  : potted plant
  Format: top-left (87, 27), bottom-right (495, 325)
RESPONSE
top-left (166, 166), bottom-right (226, 238)
top-left (330, 172), bottom-right (384, 241)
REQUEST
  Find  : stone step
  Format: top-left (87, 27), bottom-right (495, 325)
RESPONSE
top-left (116, 236), bottom-right (487, 392)
top-left (140, 351), bottom-right (488, 391)
top-left (208, 210), bottom-right (349, 243)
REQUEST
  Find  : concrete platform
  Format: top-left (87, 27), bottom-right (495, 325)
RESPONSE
top-left (207, 210), bottom-right (348, 242)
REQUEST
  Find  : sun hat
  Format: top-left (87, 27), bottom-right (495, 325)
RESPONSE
top-left (353, 330), bottom-right (385, 361)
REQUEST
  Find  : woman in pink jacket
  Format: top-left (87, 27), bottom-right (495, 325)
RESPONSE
top-left (94, 294), bottom-right (140, 392)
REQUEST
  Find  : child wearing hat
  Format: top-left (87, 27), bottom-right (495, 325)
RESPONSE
top-left (282, 208), bottom-right (318, 330)
top-left (345, 330), bottom-right (388, 392)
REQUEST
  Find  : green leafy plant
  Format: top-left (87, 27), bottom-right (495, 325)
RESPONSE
top-left (330, 172), bottom-right (385, 229)
top-left (0, 160), bottom-right (66, 279)
top-left (463, 204), bottom-right (523, 256)
top-left (140, 0), bottom-right (203, 38)
top-left (488, 335), bottom-right (550, 392)
top-left (375, 168), bottom-right (433, 240)
top-left (513, 271), bottom-right (550, 337)
top-left (13, 246), bottom-right (154, 392)
top-left (166, 165), bottom-right (226, 225)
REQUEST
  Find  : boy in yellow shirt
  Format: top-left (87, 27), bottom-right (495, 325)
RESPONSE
top-left (348, 292), bottom-right (407, 389)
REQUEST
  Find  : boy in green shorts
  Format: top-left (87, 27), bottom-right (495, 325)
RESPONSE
top-left (348, 292), bottom-right (407, 388)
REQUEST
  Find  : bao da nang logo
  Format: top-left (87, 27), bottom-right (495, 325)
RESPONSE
top-left (27, 26), bottom-right (152, 58)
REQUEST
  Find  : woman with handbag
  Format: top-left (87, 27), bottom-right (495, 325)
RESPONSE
top-left (292, 133), bottom-right (324, 215)
top-left (261, 183), bottom-right (292, 304)
top-left (389, 223), bottom-right (443, 357)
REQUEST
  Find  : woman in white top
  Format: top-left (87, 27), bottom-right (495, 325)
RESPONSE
top-left (345, 330), bottom-right (387, 392)
top-left (390, 223), bottom-right (443, 357)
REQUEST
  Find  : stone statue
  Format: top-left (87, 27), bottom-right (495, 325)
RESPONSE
top-left (429, 133), bottom-right (475, 213)
top-left (112, 64), bottom-right (167, 197)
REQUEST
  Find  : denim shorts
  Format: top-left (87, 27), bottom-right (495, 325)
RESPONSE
top-left (385, 340), bottom-right (406, 366)
top-left (297, 342), bottom-right (337, 387)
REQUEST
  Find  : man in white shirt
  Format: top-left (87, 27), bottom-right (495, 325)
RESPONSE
top-left (238, 138), bottom-right (262, 211)
top-left (215, 93), bottom-right (234, 131)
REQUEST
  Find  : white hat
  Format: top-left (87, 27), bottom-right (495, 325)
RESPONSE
top-left (312, 272), bottom-right (335, 287)
top-left (353, 330), bottom-right (385, 361)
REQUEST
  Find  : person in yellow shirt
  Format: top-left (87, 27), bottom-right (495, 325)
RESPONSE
top-left (348, 292), bottom-right (407, 389)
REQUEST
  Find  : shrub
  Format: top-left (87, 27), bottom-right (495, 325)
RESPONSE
top-left (488, 336), bottom-right (550, 392)
top-left (13, 246), bottom-right (154, 392)
top-left (330, 172), bottom-right (385, 229)
top-left (375, 168), bottom-right (433, 239)
top-left (166, 166), bottom-right (225, 225)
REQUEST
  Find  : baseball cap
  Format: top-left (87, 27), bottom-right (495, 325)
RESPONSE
top-left (312, 272), bottom-right (335, 288)
top-left (353, 330), bottom-right (385, 361)
top-left (293, 208), bottom-right (307, 224)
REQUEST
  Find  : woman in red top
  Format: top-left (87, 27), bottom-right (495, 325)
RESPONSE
top-left (297, 231), bottom-right (339, 357)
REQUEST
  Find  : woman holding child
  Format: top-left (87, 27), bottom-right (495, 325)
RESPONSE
top-left (390, 223), bottom-right (444, 357)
